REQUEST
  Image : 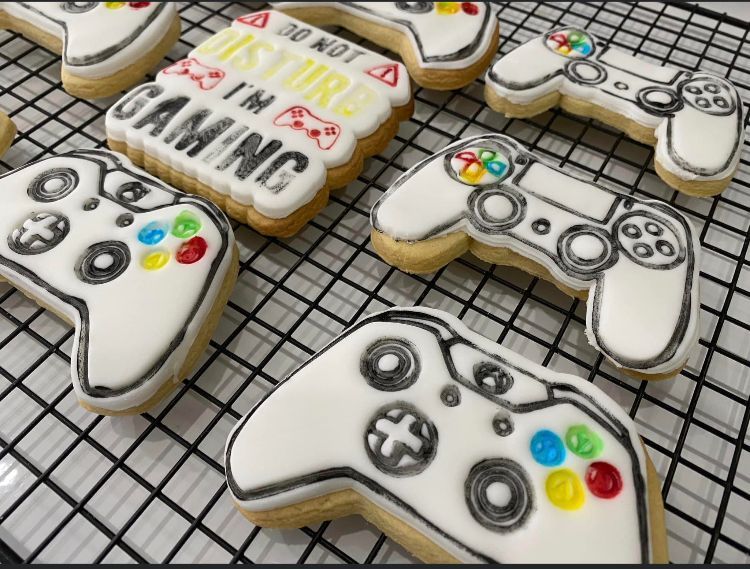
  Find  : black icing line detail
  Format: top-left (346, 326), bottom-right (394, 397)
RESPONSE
top-left (487, 28), bottom-right (743, 177)
top-left (371, 134), bottom-right (697, 371)
top-left (326, 2), bottom-right (496, 64)
top-left (225, 308), bottom-right (650, 563)
top-left (0, 149), bottom-right (232, 401)
top-left (14, 2), bottom-right (167, 69)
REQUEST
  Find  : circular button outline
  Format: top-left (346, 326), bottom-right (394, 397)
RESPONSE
top-left (27, 168), bottom-right (79, 202)
top-left (680, 77), bottom-right (736, 116)
top-left (564, 60), bottom-right (607, 85)
top-left (636, 86), bottom-right (683, 116)
top-left (75, 241), bottom-right (131, 285)
top-left (360, 337), bottom-right (420, 392)
top-left (465, 458), bottom-right (534, 533)
top-left (468, 187), bottom-right (527, 235)
top-left (557, 225), bottom-right (617, 276)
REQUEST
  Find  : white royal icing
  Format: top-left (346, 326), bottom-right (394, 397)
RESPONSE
top-left (226, 307), bottom-right (654, 563)
top-left (371, 134), bottom-right (701, 375)
top-left (486, 27), bottom-right (745, 182)
top-left (0, 2), bottom-right (177, 80)
top-left (105, 10), bottom-right (411, 220)
top-left (0, 149), bottom-right (235, 412)
top-left (274, 2), bottom-right (499, 70)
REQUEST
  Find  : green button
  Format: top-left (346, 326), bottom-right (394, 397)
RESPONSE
top-left (565, 425), bottom-right (603, 459)
top-left (171, 210), bottom-right (201, 239)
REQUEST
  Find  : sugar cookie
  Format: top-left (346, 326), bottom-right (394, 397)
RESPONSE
top-left (370, 134), bottom-right (700, 379)
top-left (0, 112), bottom-right (14, 155)
top-left (0, 149), bottom-right (238, 415)
top-left (275, 2), bottom-right (500, 90)
top-left (106, 10), bottom-right (413, 237)
top-left (226, 307), bottom-right (668, 563)
top-left (485, 27), bottom-right (744, 196)
top-left (0, 2), bottom-right (181, 99)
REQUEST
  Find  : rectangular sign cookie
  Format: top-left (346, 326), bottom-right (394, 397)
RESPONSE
top-left (106, 10), bottom-right (414, 237)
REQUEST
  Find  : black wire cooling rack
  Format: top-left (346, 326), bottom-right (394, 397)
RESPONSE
top-left (0, 1), bottom-right (748, 563)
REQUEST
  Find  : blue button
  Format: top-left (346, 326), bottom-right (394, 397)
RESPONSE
top-left (138, 221), bottom-right (169, 246)
top-left (530, 429), bottom-right (566, 467)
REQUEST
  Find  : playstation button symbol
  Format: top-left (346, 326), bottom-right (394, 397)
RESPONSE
top-left (8, 213), bottom-right (71, 255)
top-left (365, 403), bottom-right (437, 477)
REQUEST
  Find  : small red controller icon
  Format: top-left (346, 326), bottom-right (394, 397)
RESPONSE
top-left (161, 58), bottom-right (225, 91)
top-left (273, 106), bottom-right (341, 150)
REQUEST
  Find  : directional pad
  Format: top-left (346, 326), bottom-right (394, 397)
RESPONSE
top-left (8, 213), bottom-right (70, 255)
top-left (365, 404), bottom-right (437, 477)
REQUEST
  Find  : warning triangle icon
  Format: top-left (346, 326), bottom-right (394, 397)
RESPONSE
top-left (237, 11), bottom-right (269, 29)
top-left (366, 63), bottom-right (400, 87)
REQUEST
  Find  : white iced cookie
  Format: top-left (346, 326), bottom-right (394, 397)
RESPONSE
top-left (0, 149), bottom-right (238, 414)
top-left (106, 9), bottom-right (413, 237)
top-left (485, 27), bottom-right (745, 196)
top-left (274, 2), bottom-right (500, 90)
top-left (226, 307), bottom-right (668, 563)
top-left (370, 134), bottom-right (701, 379)
top-left (0, 2), bottom-right (181, 99)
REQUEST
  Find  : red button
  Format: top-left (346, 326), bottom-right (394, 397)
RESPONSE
top-left (176, 236), bottom-right (207, 264)
top-left (585, 461), bottom-right (623, 499)
top-left (462, 2), bottom-right (479, 15)
top-left (129, 2), bottom-right (151, 8)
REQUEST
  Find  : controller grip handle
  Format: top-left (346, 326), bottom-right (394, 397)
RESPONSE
top-left (590, 261), bottom-right (690, 369)
top-left (489, 38), bottom-right (566, 92)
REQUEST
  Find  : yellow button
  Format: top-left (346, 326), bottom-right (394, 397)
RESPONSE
top-left (436, 2), bottom-right (460, 15)
top-left (105, 2), bottom-right (126, 8)
top-left (142, 250), bottom-right (170, 271)
top-left (546, 468), bottom-right (585, 510)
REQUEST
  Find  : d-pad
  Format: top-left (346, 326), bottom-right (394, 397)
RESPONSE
top-left (8, 213), bottom-right (70, 255)
top-left (365, 404), bottom-right (437, 477)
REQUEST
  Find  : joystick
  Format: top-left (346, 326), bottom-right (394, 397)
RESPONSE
top-left (0, 149), bottom-right (237, 414)
top-left (370, 134), bottom-right (700, 377)
top-left (226, 307), bottom-right (665, 563)
top-left (485, 26), bottom-right (744, 194)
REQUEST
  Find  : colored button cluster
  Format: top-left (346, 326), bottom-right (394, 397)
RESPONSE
top-left (546, 29), bottom-right (593, 58)
top-left (529, 424), bottom-right (623, 510)
top-left (436, 2), bottom-right (479, 15)
top-left (453, 148), bottom-right (509, 185)
top-left (136, 210), bottom-right (207, 271)
top-left (105, 1), bottom-right (151, 9)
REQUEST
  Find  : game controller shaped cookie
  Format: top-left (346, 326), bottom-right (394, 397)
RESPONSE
top-left (106, 10), bottom-right (413, 237)
top-left (0, 2), bottom-right (180, 99)
top-left (0, 149), bottom-right (237, 414)
top-left (370, 134), bottom-right (700, 378)
top-left (274, 2), bottom-right (500, 90)
top-left (226, 307), bottom-right (667, 563)
top-left (0, 112), bottom-right (14, 155)
top-left (485, 26), bottom-right (745, 196)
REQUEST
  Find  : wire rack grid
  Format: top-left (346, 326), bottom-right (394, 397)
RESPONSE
top-left (0, 1), bottom-right (748, 564)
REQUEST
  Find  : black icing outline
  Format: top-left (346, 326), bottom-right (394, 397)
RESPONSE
top-left (371, 134), bottom-right (697, 371)
top-left (0, 149), bottom-right (232, 400)
top-left (465, 458), bottom-right (534, 533)
top-left (291, 1), bottom-right (497, 65)
top-left (486, 26), bottom-right (743, 177)
top-left (13, 2), bottom-right (168, 68)
top-left (225, 309), bottom-right (651, 563)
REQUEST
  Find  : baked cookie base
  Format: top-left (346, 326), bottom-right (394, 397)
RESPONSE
top-left (277, 6), bottom-right (499, 91)
top-left (233, 441), bottom-right (668, 563)
top-left (484, 86), bottom-right (735, 196)
top-left (1, 245), bottom-right (238, 416)
top-left (108, 99), bottom-right (414, 238)
top-left (0, 113), bottom-right (16, 155)
top-left (370, 229), bottom-right (687, 381)
top-left (0, 10), bottom-right (182, 100)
